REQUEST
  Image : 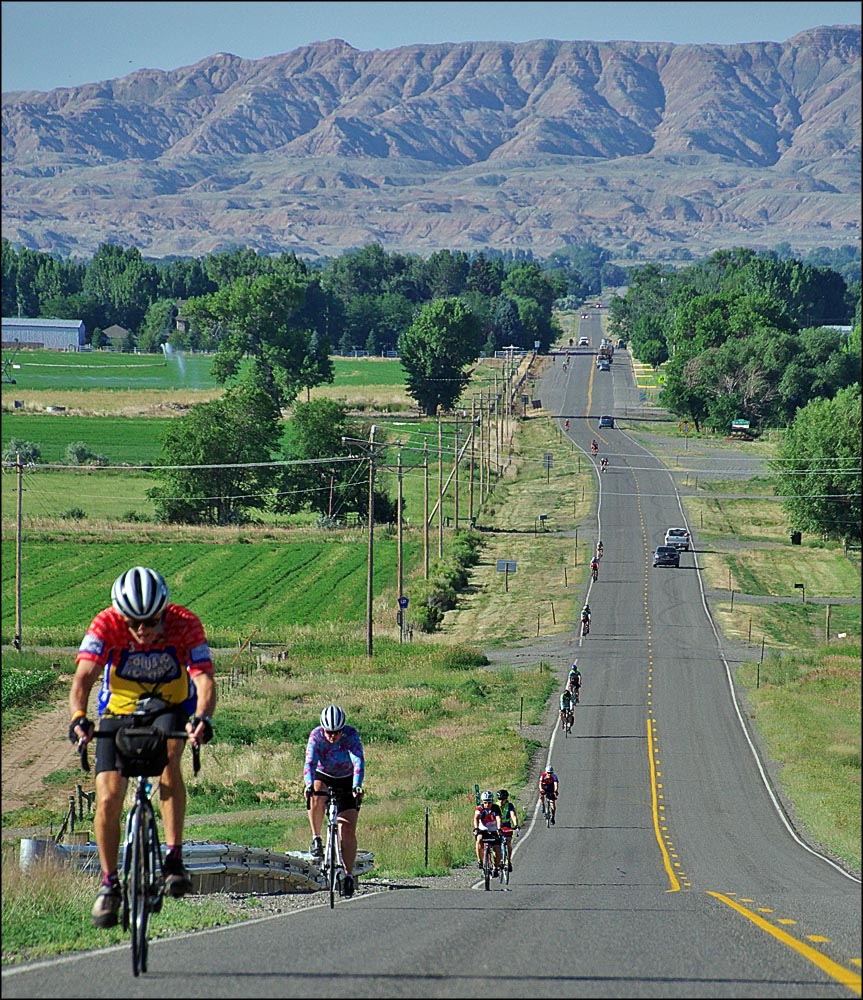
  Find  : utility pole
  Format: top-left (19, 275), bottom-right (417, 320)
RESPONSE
top-left (469, 398), bottom-right (476, 523)
top-left (397, 448), bottom-right (403, 640)
top-left (423, 439), bottom-right (430, 578)
top-left (453, 414), bottom-right (459, 532)
top-left (366, 425), bottom-right (376, 657)
top-left (15, 452), bottom-right (23, 652)
top-left (437, 416), bottom-right (444, 559)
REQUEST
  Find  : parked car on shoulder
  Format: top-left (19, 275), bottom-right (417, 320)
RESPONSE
top-left (653, 545), bottom-right (680, 568)
top-left (664, 528), bottom-right (690, 550)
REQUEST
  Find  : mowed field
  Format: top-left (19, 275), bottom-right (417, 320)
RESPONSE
top-left (1, 349), bottom-right (511, 647)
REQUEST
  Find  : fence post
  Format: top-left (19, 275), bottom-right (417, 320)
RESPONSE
top-left (425, 806), bottom-right (430, 868)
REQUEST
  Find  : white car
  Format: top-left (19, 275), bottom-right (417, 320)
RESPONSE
top-left (578, 336), bottom-right (589, 346)
top-left (664, 528), bottom-right (690, 551)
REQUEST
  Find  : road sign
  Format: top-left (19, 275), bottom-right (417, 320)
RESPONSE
top-left (496, 560), bottom-right (517, 573)
top-left (679, 420), bottom-right (692, 435)
top-left (398, 596), bottom-right (409, 609)
top-left (543, 453), bottom-right (553, 468)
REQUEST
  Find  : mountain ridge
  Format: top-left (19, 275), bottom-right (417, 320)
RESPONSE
top-left (2, 27), bottom-right (860, 259)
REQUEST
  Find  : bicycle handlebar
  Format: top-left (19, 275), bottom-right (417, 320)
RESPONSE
top-left (77, 730), bottom-right (201, 776)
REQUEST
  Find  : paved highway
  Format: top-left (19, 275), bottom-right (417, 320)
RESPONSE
top-left (4, 330), bottom-right (860, 998)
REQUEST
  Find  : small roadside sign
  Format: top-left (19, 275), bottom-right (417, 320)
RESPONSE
top-left (398, 596), bottom-right (409, 609)
top-left (496, 560), bottom-right (517, 573)
top-left (679, 420), bottom-right (692, 435)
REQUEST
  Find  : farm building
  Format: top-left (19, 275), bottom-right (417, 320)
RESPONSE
top-left (2, 317), bottom-right (87, 350)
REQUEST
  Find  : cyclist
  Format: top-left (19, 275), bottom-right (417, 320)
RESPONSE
top-left (539, 765), bottom-right (559, 823)
top-left (568, 663), bottom-right (582, 704)
top-left (600, 457), bottom-right (609, 473)
top-left (559, 688), bottom-right (574, 732)
top-left (68, 566), bottom-right (216, 929)
top-left (590, 439), bottom-right (598, 456)
top-left (304, 704), bottom-right (365, 899)
top-left (581, 603), bottom-right (591, 635)
top-left (590, 556), bottom-right (599, 581)
top-left (474, 789), bottom-right (503, 875)
top-left (496, 790), bottom-right (519, 873)
top-left (596, 540), bottom-right (604, 560)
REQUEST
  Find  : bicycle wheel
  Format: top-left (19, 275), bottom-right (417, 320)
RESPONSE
top-left (129, 802), bottom-right (153, 977)
top-left (483, 844), bottom-right (492, 891)
top-left (325, 816), bottom-right (338, 909)
top-left (503, 842), bottom-right (510, 886)
top-left (546, 805), bottom-right (552, 829)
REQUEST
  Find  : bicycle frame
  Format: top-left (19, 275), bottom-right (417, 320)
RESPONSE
top-left (123, 777), bottom-right (162, 977)
top-left (318, 786), bottom-right (345, 908)
top-left (81, 721), bottom-right (198, 977)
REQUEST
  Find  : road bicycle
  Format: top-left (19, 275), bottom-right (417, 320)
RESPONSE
top-left (81, 716), bottom-right (199, 977)
top-left (478, 832), bottom-right (500, 891)
top-left (581, 616), bottom-right (590, 637)
top-left (315, 785), bottom-right (346, 908)
top-left (590, 562), bottom-right (599, 582)
top-left (498, 832), bottom-right (513, 887)
top-left (560, 709), bottom-right (573, 736)
top-left (541, 796), bottom-right (556, 828)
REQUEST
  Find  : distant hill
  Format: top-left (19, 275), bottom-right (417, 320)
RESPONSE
top-left (2, 26), bottom-right (860, 260)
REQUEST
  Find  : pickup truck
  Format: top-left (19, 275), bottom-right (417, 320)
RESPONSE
top-left (664, 528), bottom-right (690, 551)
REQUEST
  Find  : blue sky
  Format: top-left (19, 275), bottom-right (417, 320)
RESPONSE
top-left (3, 1), bottom-right (860, 93)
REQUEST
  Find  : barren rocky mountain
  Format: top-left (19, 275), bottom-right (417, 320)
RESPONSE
top-left (2, 26), bottom-right (860, 260)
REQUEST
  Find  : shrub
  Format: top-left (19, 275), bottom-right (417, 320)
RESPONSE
top-left (3, 439), bottom-right (42, 464)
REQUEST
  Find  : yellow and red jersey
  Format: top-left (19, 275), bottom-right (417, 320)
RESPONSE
top-left (77, 604), bottom-right (213, 716)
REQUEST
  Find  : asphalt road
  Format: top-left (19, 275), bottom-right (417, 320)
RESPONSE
top-left (4, 330), bottom-right (860, 998)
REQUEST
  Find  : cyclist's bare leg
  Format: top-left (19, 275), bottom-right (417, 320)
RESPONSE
top-left (157, 741), bottom-right (187, 848)
top-left (308, 778), bottom-right (329, 840)
top-left (94, 770), bottom-right (127, 874)
top-left (337, 808), bottom-right (358, 874)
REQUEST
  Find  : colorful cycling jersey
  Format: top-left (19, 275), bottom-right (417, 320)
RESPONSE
top-left (76, 605), bottom-right (213, 717)
top-left (569, 670), bottom-right (581, 688)
top-left (474, 804), bottom-right (501, 832)
top-left (303, 725), bottom-right (365, 787)
top-left (560, 691), bottom-right (572, 709)
top-left (500, 801), bottom-right (518, 831)
top-left (540, 770), bottom-right (557, 790)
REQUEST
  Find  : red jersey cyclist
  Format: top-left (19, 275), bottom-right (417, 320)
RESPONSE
top-left (539, 764), bottom-right (559, 823)
top-left (68, 566), bottom-right (216, 929)
top-left (474, 789), bottom-right (503, 876)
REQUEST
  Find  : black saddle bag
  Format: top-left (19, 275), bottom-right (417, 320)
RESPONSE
top-left (115, 725), bottom-right (168, 777)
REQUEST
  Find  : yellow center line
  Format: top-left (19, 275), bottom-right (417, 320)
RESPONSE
top-left (707, 892), bottom-right (862, 996)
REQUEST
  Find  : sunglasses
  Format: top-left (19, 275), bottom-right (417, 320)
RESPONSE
top-left (125, 615), bottom-right (163, 629)
top-left (324, 729), bottom-right (343, 737)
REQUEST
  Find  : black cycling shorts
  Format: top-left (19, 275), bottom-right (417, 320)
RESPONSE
top-left (95, 709), bottom-right (187, 777)
top-left (312, 772), bottom-right (361, 813)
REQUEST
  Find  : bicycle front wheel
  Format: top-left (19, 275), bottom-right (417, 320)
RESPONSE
top-left (325, 828), bottom-right (338, 908)
top-left (129, 804), bottom-right (153, 976)
top-left (483, 844), bottom-right (492, 891)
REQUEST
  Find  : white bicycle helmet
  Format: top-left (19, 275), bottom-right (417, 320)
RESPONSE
top-left (111, 566), bottom-right (169, 620)
top-left (480, 789), bottom-right (494, 803)
top-left (320, 705), bottom-right (346, 731)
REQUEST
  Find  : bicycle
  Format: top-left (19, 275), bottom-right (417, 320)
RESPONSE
top-left (560, 709), bottom-right (573, 736)
top-left (313, 786), bottom-right (347, 908)
top-left (478, 831), bottom-right (500, 891)
top-left (498, 832), bottom-right (513, 887)
top-left (81, 717), bottom-right (199, 977)
top-left (590, 561), bottom-right (599, 582)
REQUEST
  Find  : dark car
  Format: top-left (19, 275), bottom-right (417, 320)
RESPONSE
top-left (598, 415), bottom-right (614, 428)
top-left (653, 545), bottom-right (680, 568)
